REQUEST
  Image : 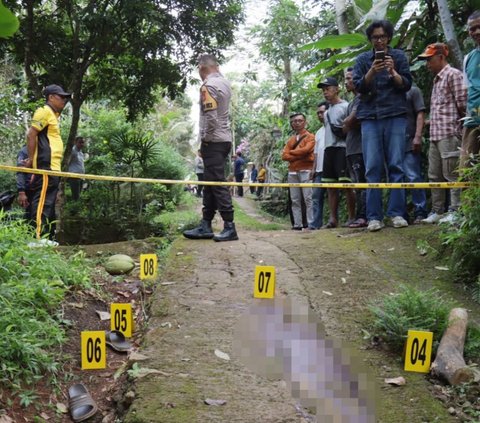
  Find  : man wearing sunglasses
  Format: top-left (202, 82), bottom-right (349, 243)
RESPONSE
top-left (24, 84), bottom-right (71, 240)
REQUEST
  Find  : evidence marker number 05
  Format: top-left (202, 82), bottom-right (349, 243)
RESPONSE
top-left (254, 265), bottom-right (276, 299)
top-left (111, 303), bottom-right (133, 338)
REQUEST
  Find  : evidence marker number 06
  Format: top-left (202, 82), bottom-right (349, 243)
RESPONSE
top-left (111, 303), bottom-right (133, 338)
top-left (140, 254), bottom-right (158, 280)
top-left (254, 265), bottom-right (276, 299)
top-left (81, 331), bottom-right (106, 370)
top-left (404, 330), bottom-right (433, 373)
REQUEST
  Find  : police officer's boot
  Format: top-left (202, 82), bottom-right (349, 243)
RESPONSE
top-left (213, 221), bottom-right (239, 242)
top-left (183, 219), bottom-right (214, 239)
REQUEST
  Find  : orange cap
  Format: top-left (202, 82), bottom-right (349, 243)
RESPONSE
top-left (418, 43), bottom-right (449, 59)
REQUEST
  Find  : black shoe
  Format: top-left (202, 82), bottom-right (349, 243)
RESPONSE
top-left (213, 222), bottom-right (239, 242)
top-left (183, 220), bottom-right (214, 239)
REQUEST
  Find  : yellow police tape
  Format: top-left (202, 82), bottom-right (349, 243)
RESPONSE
top-left (1, 165), bottom-right (476, 189)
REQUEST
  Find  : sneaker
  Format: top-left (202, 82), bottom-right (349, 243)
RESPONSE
top-left (413, 216), bottom-right (425, 225)
top-left (368, 220), bottom-right (385, 232)
top-left (392, 216), bottom-right (408, 228)
top-left (438, 211), bottom-right (459, 225)
top-left (421, 212), bottom-right (443, 224)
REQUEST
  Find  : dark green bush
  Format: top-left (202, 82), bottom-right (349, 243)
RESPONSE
top-left (441, 162), bottom-right (480, 296)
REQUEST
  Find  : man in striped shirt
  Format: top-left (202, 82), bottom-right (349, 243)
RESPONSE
top-left (417, 43), bottom-right (466, 224)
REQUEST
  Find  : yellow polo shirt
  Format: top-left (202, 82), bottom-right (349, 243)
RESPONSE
top-left (31, 105), bottom-right (63, 171)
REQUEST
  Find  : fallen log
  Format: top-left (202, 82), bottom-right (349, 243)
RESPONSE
top-left (431, 308), bottom-right (474, 385)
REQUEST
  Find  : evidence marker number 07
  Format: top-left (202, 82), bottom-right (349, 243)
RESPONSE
top-left (254, 265), bottom-right (276, 299)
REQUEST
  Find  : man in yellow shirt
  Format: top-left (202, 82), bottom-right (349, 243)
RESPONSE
top-left (24, 84), bottom-right (71, 239)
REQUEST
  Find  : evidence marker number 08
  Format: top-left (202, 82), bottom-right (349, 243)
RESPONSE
top-left (254, 265), bottom-right (276, 299)
top-left (404, 330), bottom-right (433, 373)
top-left (81, 331), bottom-right (106, 370)
top-left (140, 254), bottom-right (158, 280)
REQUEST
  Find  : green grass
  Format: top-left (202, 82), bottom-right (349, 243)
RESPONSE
top-left (233, 200), bottom-right (287, 231)
top-left (0, 214), bottom-right (91, 387)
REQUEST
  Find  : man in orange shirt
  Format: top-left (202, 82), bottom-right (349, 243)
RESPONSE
top-left (281, 113), bottom-right (315, 230)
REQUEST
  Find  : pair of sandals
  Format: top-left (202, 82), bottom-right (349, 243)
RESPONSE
top-left (68, 331), bottom-right (132, 421)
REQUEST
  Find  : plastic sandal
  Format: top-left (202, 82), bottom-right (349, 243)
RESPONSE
top-left (68, 383), bottom-right (98, 422)
top-left (105, 330), bottom-right (132, 352)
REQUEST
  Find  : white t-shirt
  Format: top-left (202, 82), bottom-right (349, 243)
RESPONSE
top-left (314, 127), bottom-right (326, 173)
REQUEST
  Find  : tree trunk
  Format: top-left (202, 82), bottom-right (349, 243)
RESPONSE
top-left (431, 308), bottom-right (475, 385)
top-left (335, 0), bottom-right (349, 35)
top-left (436, 0), bottom-right (463, 69)
top-left (281, 56), bottom-right (292, 119)
top-left (23, 0), bottom-right (41, 98)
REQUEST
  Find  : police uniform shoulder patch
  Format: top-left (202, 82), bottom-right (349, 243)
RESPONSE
top-left (201, 85), bottom-right (218, 111)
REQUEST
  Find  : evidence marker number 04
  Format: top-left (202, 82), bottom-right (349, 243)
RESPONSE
top-left (254, 265), bottom-right (276, 299)
top-left (404, 330), bottom-right (433, 373)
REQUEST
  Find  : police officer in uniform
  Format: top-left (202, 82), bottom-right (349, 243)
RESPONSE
top-left (183, 54), bottom-right (238, 242)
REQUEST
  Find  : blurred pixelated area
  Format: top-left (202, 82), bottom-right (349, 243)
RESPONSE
top-left (233, 298), bottom-right (377, 422)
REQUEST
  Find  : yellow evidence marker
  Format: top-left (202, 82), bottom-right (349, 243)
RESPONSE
top-left (404, 330), bottom-right (433, 373)
top-left (254, 265), bottom-right (276, 299)
top-left (81, 331), bottom-right (106, 370)
top-left (140, 253), bottom-right (158, 280)
top-left (110, 303), bottom-right (134, 338)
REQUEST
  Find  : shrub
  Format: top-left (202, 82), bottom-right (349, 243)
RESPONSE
top-left (441, 162), bottom-right (480, 295)
top-left (0, 215), bottom-right (90, 386)
top-left (369, 285), bottom-right (452, 353)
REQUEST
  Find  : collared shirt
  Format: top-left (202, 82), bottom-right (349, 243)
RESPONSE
top-left (199, 72), bottom-right (232, 143)
top-left (430, 64), bottom-right (466, 141)
top-left (281, 129), bottom-right (315, 172)
top-left (30, 104), bottom-right (63, 170)
top-left (353, 47), bottom-right (412, 120)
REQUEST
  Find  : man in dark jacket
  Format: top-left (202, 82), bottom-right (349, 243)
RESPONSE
top-left (353, 20), bottom-right (412, 232)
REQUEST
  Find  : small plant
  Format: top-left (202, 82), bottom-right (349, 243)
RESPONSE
top-left (0, 214), bottom-right (91, 387)
top-left (369, 285), bottom-right (452, 353)
top-left (18, 390), bottom-right (39, 408)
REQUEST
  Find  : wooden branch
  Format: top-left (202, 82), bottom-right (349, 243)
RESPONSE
top-left (431, 308), bottom-right (474, 385)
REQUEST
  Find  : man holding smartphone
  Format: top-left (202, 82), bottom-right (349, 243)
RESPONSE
top-left (353, 20), bottom-right (412, 232)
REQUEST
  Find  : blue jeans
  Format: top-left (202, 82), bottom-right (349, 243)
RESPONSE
top-left (361, 117), bottom-right (406, 221)
top-left (311, 172), bottom-right (326, 229)
top-left (404, 150), bottom-right (427, 218)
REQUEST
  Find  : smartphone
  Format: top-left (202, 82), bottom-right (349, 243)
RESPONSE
top-left (375, 50), bottom-right (385, 61)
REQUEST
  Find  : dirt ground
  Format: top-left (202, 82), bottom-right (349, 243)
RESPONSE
top-left (3, 197), bottom-right (478, 422)
top-left (123, 197), bottom-right (480, 423)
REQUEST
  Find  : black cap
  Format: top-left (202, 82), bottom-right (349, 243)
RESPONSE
top-left (43, 84), bottom-right (71, 97)
top-left (317, 77), bottom-right (339, 88)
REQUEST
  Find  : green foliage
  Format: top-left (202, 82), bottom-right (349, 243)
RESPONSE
top-left (0, 215), bottom-right (90, 386)
top-left (370, 285), bottom-right (452, 353)
top-left (0, 1), bottom-right (19, 38)
top-left (440, 162), bottom-right (480, 295)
